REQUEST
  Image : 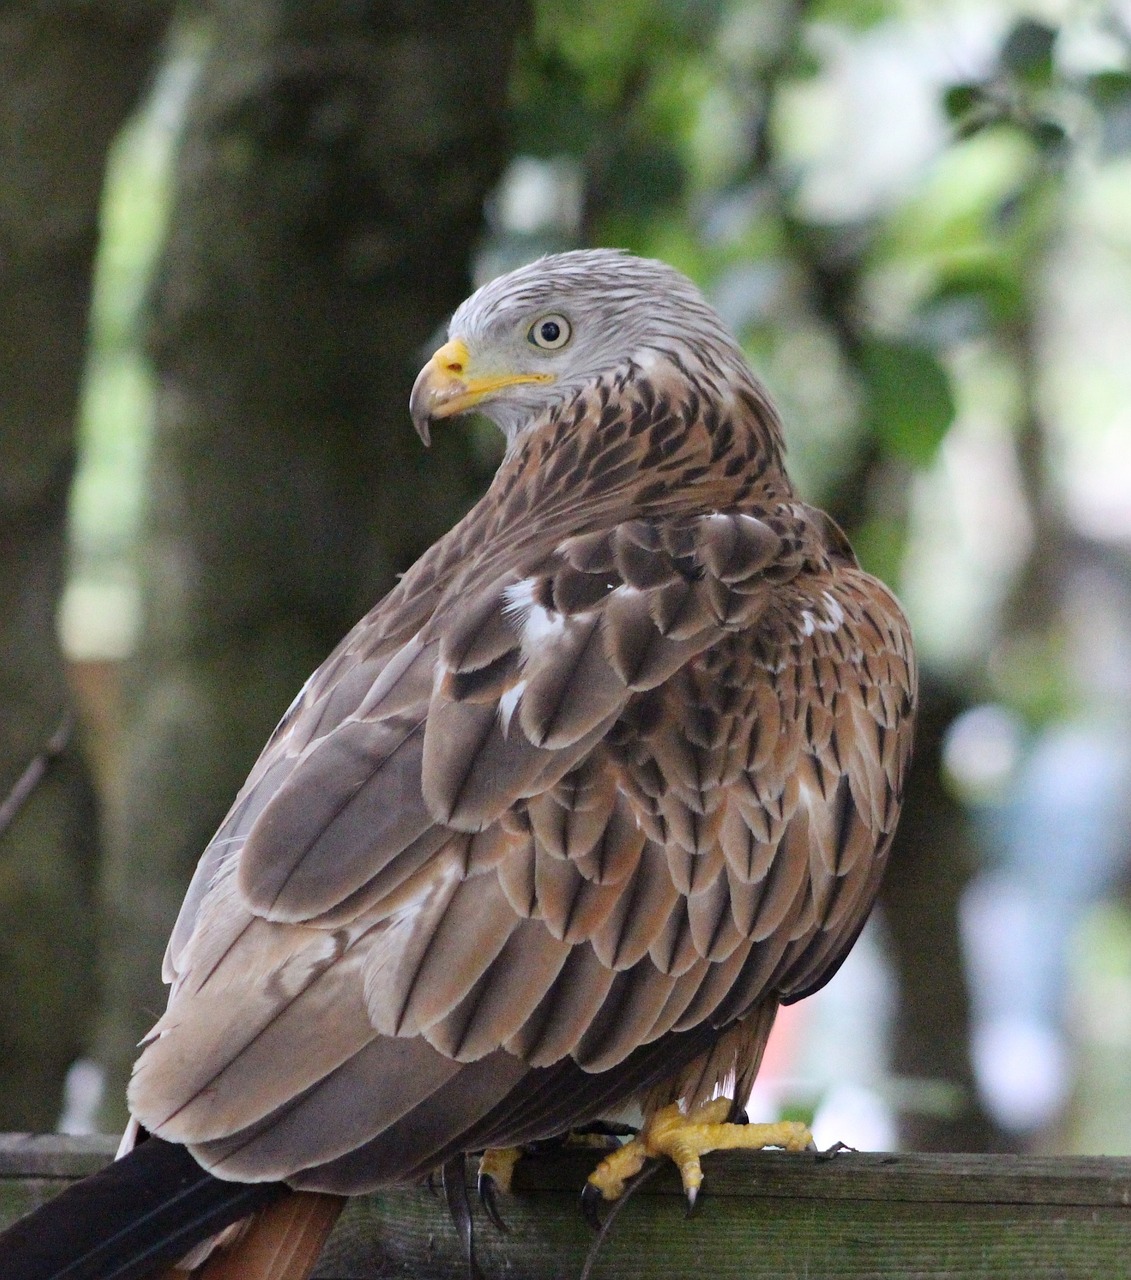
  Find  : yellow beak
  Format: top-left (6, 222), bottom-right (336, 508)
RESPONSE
top-left (409, 337), bottom-right (554, 444)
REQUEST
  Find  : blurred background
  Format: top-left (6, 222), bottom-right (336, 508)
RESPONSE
top-left (1, 0), bottom-right (1129, 1157)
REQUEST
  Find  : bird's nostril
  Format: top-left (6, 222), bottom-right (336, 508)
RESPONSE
top-left (444, 360), bottom-right (464, 375)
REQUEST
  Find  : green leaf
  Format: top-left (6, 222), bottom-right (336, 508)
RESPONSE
top-left (942, 82), bottom-right (988, 123)
top-left (923, 265), bottom-right (1026, 332)
top-left (811, 0), bottom-right (895, 30)
top-left (849, 515), bottom-right (906, 586)
top-left (777, 1101), bottom-right (818, 1128)
top-left (658, 0), bottom-right (729, 34)
top-left (943, 82), bottom-right (1000, 140)
top-left (999, 19), bottom-right (1056, 85)
top-left (509, 49), bottom-right (602, 159)
top-left (859, 338), bottom-right (955, 467)
top-left (1029, 117), bottom-right (1069, 157)
top-left (1086, 69), bottom-right (1131, 106)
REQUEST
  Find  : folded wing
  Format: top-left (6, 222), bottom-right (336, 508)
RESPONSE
top-left (130, 503), bottom-right (915, 1192)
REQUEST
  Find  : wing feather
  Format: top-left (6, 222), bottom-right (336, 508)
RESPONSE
top-left (518, 613), bottom-right (629, 749)
top-left (133, 440), bottom-right (916, 1201)
top-left (131, 895), bottom-right (377, 1143)
top-left (364, 860), bottom-right (519, 1038)
top-left (573, 963), bottom-right (681, 1071)
top-left (504, 944), bottom-right (618, 1066)
top-left (572, 792), bottom-right (646, 884)
top-left (423, 919), bottom-right (573, 1061)
top-left (647, 896), bottom-right (701, 975)
top-left (191, 1036), bottom-right (462, 1178)
top-left (525, 759), bottom-right (616, 863)
top-left (286, 1052), bottom-right (531, 1192)
top-left (591, 842), bottom-right (681, 970)
top-left (238, 717), bottom-right (431, 920)
top-left (534, 847), bottom-right (623, 943)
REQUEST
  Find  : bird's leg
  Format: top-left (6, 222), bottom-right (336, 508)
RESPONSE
top-left (585, 1099), bottom-right (815, 1210)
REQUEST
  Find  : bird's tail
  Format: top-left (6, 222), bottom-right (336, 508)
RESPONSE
top-left (166, 1190), bottom-right (344, 1280)
top-left (0, 1134), bottom-right (341, 1280)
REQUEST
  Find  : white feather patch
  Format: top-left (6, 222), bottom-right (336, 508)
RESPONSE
top-left (799, 591), bottom-right (846, 639)
top-left (821, 590), bottom-right (846, 628)
top-left (503, 578), bottom-right (567, 649)
top-left (498, 681), bottom-right (525, 736)
top-left (502, 578), bottom-right (536, 614)
top-left (523, 604), bottom-right (566, 646)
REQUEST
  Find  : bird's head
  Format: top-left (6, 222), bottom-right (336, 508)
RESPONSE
top-left (410, 249), bottom-right (753, 447)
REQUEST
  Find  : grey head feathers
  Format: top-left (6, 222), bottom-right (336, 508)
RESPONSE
top-left (448, 249), bottom-right (765, 444)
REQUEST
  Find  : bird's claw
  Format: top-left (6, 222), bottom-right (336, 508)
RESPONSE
top-left (477, 1171), bottom-right (510, 1234)
top-left (441, 1154), bottom-right (484, 1280)
top-left (580, 1180), bottom-right (608, 1232)
top-left (475, 1147), bottom-right (521, 1234)
top-left (815, 1140), bottom-right (855, 1161)
top-left (584, 1099), bottom-right (816, 1219)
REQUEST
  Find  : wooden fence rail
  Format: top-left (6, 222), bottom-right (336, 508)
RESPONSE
top-left (2, 1134), bottom-right (1130, 1278)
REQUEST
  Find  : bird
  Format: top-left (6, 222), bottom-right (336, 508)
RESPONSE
top-left (0, 248), bottom-right (916, 1280)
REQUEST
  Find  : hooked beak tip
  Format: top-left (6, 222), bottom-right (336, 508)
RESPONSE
top-left (409, 337), bottom-right (472, 446)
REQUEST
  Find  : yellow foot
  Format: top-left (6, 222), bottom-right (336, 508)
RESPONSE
top-left (586, 1099), bottom-right (814, 1206)
top-left (477, 1146), bottom-right (522, 1195)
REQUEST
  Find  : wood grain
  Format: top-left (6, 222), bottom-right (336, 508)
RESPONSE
top-left (3, 1137), bottom-right (1130, 1279)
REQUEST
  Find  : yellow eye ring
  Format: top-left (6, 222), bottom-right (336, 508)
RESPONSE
top-left (528, 314), bottom-right (572, 350)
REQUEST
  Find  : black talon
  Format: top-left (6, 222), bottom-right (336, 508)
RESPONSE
top-left (816, 1140), bottom-right (855, 1161)
top-left (442, 1153), bottom-right (485, 1280)
top-left (573, 1120), bottom-right (639, 1138)
top-left (581, 1181), bottom-right (607, 1232)
top-left (477, 1171), bottom-right (510, 1234)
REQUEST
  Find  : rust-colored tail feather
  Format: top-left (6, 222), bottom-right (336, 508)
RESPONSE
top-left (154, 1191), bottom-right (345, 1280)
top-left (189, 1192), bottom-right (345, 1280)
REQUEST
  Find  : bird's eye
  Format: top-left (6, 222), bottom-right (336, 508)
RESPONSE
top-left (528, 314), bottom-right (572, 350)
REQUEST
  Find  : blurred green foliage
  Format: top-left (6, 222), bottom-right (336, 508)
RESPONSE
top-left (499, 0), bottom-right (1131, 718)
top-left (76, 1), bottom-right (1131, 713)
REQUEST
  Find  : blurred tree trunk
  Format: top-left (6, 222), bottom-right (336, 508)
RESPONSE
top-left (93, 0), bottom-right (526, 1126)
top-left (0, 2), bottom-right (170, 1129)
top-left (878, 684), bottom-right (1005, 1151)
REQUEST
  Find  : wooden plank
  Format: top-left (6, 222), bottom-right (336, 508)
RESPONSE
top-left (2, 1138), bottom-right (1130, 1279)
top-left (0, 1134), bottom-right (117, 1179)
top-left (321, 1191), bottom-right (1131, 1280)
top-left (510, 1147), bottom-right (1131, 1207)
top-left (316, 1150), bottom-right (1131, 1279)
